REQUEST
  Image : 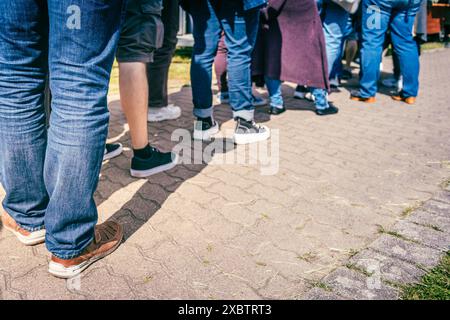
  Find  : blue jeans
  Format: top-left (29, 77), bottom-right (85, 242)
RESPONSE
top-left (359, 0), bottom-right (422, 98)
top-left (0, 0), bottom-right (124, 259)
top-left (264, 77), bottom-right (284, 108)
top-left (318, 0), bottom-right (350, 80)
top-left (190, 0), bottom-right (260, 121)
top-left (311, 88), bottom-right (330, 110)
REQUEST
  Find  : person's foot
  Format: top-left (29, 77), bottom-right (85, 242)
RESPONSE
top-left (252, 95), bottom-right (267, 107)
top-left (193, 116), bottom-right (220, 141)
top-left (103, 143), bottom-right (123, 161)
top-left (294, 85), bottom-right (315, 102)
top-left (233, 117), bottom-right (270, 145)
top-left (445, 42), bottom-right (450, 49)
top-left (48, 221), bottom-right (123, 279)
top-left (147, 104), bottom-right (181, 122)
top-left (1, 210), bottom-right (45, 246)
top-left (350, 92), bottom-right (376, 103)
top-left (316, 103), bottom-right (339, 116)
top-left (216, 92), bottom-right (230, 105)
top-left (130, 146), bottom-right (178, 178)
top-left (268, 106), bottom-right (286, 115)
top-left (391, 92), bottom-right (416, 105)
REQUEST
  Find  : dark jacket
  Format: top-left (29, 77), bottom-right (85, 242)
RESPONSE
top-left (252, 0), bottom-right (330, 90)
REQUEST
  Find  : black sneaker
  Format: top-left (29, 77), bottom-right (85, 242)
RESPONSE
top-left (103, 143), bottom-right (123, 161)
top-left (293, 85), bottom-right (308, 99)
top-left (315, 103), bottom-right (339, 116)
top-left (233, 117), bottom-right (270, 145)
top-left (130, 147), bottom-right (178, 178)
top-left (268, 106), bottom-right (286, 115)
top-left (193, 116), bottom-right (219, 141)
top-left (294, 85), bottom-right (315, 102)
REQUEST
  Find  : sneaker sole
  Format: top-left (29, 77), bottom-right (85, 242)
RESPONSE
top-left (103, 143), bottom-right (123, 161)
top-left (48, 233), bottom-right (123, 279)
top-left (130, 154), bottom-right (179, 178)
top-left (147, 112), bottom-right (181, 123)
top-left (3, 225), bottom-right (45, 246)
top-left (193, 122), bottom-right (220, 141)
top-left (234, 127), bottom-right (271, 145)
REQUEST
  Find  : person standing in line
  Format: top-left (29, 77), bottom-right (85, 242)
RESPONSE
top-left (182, 0), bottom-right (271, 145)
top-left (252, 0), bottom-right (338, 116)
top-left (351, 0), bottom-right (423, 104)
top-left (214, 33), bottom-right (267, 106)
top-left (147, 0), bottom-right (183, 123)
top-left (117, 0), bottom-right (179, 178)
top-left (0, 0), bottom-right (125, 278)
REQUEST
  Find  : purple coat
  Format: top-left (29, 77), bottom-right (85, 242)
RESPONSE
top-left (252, 0), bottom-right (330, 90)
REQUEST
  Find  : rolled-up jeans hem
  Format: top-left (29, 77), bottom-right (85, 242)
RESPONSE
top-left (233, 109), bottom-right (254, 121)
top-left (17, 223), bottom-right (46, 233)
top-left (48, 235), bottom-right (94, 260)
top-left (193, 106), bottom-right (213, 119)
top-left (3, 207), bottom-right (45, 232)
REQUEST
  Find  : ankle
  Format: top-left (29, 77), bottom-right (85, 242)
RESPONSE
top-left (133, 144), bottom-right (153, 159)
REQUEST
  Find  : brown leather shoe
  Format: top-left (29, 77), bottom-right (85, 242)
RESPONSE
top-left (1, 210), bottom-right (45, 245)
top-left (48, 221), bottom-right (123, 278)
top-left (391, 94), bottom-right (416, 105)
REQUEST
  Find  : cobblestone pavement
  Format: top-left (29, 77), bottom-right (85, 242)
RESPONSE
top-left (1, 50), bottom-right (449, 300)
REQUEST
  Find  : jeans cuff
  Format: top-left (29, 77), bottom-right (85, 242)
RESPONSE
top-left (17, 223), bottom-right (46, 233)
top-left (47, 235), bottom-right (94, 260)
top-left (3, 207), bottom-right (45, 232)
top-left (233, 109), bottom-right (254, 122)
top-left (193, 106), bottom-right (213, 119)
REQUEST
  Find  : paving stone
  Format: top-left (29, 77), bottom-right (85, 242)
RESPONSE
top-left (406, 209), bottom-right (450, 234)
top-left (369, 235), bottom-right (442, 268)
top-left (391, 220), bottom-right (450, 250)
top-left (302, 287), bottom-right (345, 300)
top-left (1, 50), bottom-right (450, 299)
top-left (322, 267), bottom-right (399, 300)
top-left (349, 249), bottom-right (425, 284)
top-left (422, 199), bottom-right (450, 218)
top-left (432, 191), bottom-right (450, 204)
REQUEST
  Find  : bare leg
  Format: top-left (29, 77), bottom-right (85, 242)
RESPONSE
top-left (119, 62), bottom-right (149, 149)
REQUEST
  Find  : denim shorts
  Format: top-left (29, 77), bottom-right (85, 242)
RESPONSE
top-left (117, 0), bottom-right (164, 63)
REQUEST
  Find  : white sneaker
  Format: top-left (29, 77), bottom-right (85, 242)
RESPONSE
top-left (147, 104), bottom-right (181, 122)
top-left (233, 117), bottom-right (270, 145)
top-left (193, 118), bottom-right (220, 141)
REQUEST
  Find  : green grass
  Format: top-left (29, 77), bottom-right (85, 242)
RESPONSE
top-left (401, 252), bottom-right (450, 300)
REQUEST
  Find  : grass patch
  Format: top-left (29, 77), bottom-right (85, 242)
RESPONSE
top-left (401, 252), bottom-right (450, 300)
top-left (376, 225), bottom-right (415, 243)
top-left (312, 282), bottom-right (333, 292)
top-left (346, 263), bottom-right (373, 277)
top-left (401, 201), bottom-right (424, 218)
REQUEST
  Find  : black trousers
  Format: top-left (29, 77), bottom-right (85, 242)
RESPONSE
top-left (147, 0), bottom-right (180, 108)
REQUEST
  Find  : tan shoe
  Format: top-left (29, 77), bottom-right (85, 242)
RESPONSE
top-left (1, 210), bottom-right (45, 246)
top-left (391, 94), bottom-right (416, 105)
top-left (350, 94), bottom-right (376, 103)
top-left (48, 221), bottom-right (123, 278)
